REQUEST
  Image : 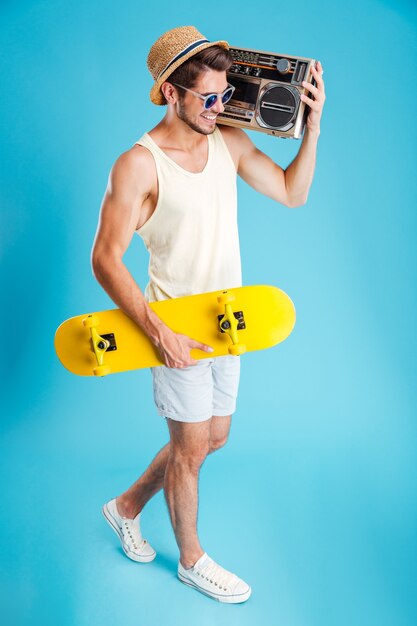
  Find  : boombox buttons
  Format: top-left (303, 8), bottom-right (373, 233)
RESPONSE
top-left (217, 47), bottom-right (316, 139)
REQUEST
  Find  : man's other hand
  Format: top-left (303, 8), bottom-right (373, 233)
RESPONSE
top-left (301, 60), bottom-right (325, 135)
top-left (155, 327), bottom-right (214, 368)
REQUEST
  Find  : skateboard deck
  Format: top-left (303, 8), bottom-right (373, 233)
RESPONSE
top-left (54, 285), bottom-right (296, 377)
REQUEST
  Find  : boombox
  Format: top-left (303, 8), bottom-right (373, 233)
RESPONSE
top-left (217, 47), bottom-right (316, 139)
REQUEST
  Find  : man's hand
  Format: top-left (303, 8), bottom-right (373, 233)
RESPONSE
top-left (155, 326), bottom-right (214, 368)
top-left (301, 60), bottom-right (326, 135)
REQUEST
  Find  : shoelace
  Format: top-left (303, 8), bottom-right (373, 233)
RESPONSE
top-left (122, 519), bottom-right (147, 552)
top-left (193, 559), bottom-right (235, 592)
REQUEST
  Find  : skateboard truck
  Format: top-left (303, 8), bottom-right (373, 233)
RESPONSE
top-left (82, 315), bottom-right (115, 376)
top-left (217, 291), bottom-right (247, 356)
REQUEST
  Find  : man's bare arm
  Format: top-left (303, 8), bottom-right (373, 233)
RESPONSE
top-left (230, 61), bottom-right (325, 207)
top-left (235, 133), bottom-right (294, 205)
top-left (284, 61), bottom-right (325, 205)
top-left (91, 148), bottom-right (212, 368)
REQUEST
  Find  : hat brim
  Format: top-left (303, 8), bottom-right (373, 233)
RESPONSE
top-left (150, 40), bottom-right (229, 105)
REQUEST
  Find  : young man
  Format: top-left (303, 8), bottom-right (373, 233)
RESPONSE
top-left (92, 26), bottom-right (325, 603)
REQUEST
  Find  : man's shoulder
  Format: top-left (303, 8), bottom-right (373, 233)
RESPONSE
top-left (108, 140), bottom-right (157, 196)
top-left (217, 124), bottom-right (246, 141)
top-left (111, 141), bottom-right (156, 181)
top-left (116, 140), bottom-right (155, 171)
top-left (217, 125), bottom-right (254, 165)
top-left (217, 124), bottom-right (254, 150)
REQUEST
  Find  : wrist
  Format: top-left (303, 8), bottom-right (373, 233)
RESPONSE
top-left (305, 126), bottom-right (320, 139)
top-left (140, 306), bottom-right (165, 344)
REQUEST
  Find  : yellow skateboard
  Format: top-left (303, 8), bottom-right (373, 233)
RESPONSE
top-left (54, 285), bottom-right (296, 377)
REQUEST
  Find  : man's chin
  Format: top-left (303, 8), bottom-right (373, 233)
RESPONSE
top-left (177, 105), bottom-right (217, 135)
top-left (177, 116), bottom-right (214, 136)
top-left (197, 126), bottom-right (216, 136)
top-left (200, 116), bottom-right (218, 132)
top-left (196, 118), bottom-right (218, 135)
top-left (187, 123), bottom-right (216, 136)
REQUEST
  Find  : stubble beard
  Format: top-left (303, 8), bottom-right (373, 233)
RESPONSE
top-left (177, 99), bottom-right (215, 136)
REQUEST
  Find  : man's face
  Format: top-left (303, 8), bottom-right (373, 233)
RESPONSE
top-left (175, 69), bottom-right (228, 135)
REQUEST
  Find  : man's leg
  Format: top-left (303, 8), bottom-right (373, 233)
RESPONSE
top-left (116, 415), bottom-right (231, 519)
top-left (167, 414), bottom-right (251, 603)
top-left (164, 418), bottom-right (211, 568)
top-left (116, 443), bottom-right (170, 518)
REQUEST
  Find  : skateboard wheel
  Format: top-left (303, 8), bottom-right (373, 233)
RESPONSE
top-left (217, 292), bottom-right (235, 305)
top-left (228, 343), bottom-right (246, 356)
top-left (83, 315), bottom-right (99, 328)
top-left (93, 365), bottom-right (111, 377)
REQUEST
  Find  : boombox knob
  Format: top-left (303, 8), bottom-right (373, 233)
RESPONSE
top-left (277, 58), bottom-right (291, 74)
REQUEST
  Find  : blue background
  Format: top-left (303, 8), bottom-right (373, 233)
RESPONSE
top-left (1, 0), bottom-right (416, 624)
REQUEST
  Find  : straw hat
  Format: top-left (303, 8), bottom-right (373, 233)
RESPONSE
top-left (147, 26), bottom-right (229, 105)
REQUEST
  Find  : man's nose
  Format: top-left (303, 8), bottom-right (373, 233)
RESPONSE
top-left (211, 95), bottom-right (225, 114)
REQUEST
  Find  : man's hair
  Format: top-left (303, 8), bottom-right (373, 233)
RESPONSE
top-left (167, 45), bottom-right (233, 96)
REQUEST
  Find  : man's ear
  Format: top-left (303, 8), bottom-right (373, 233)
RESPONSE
top-left (161, 82), bottom-right (177, 105)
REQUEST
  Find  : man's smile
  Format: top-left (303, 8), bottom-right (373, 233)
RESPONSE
top-left (201, 113), bottom-right (217, 123)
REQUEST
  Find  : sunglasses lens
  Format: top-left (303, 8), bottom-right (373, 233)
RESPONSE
top-left (204, 87), bottom-right (234, 109)
top-left (205, 95), bottom-right (218, 109)
top-left (222, 87), bottom-right (234, 104)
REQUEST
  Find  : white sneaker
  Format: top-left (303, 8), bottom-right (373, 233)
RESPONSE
top-left (178, 553), bottom-right (251, 603)
top-left (102, 498), bottom-right (156, 563)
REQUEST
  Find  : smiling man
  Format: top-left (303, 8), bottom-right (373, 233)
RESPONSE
top-left (92, 26), bottom-right (325, 603)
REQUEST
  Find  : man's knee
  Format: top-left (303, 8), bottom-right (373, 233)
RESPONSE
top-left (170, 441), bottom-right (211, 472)
top-left (209, 415), bottom-right (231, 453)
top-left (209, 434), bottom-right (229, 454)
top-left (167, 418), bottom-right (211, 471)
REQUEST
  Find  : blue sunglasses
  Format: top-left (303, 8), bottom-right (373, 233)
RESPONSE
top-left (172, 82), bottom-right (235, 110)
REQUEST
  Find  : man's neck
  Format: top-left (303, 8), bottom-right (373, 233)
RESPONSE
top-left (149, 111), bottom-right (209, 151)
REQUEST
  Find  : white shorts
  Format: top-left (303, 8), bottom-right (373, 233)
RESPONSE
top-left (151, 355), bottom-right (240, 423)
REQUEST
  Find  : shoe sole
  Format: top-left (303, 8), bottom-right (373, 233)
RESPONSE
top-left (178, 571), bottom-right (252, 604)
top-left (102, 504), bottom-right (156, 563)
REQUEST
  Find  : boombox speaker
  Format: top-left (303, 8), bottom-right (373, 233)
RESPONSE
top-left (217, 47), bottom-right (316, 139)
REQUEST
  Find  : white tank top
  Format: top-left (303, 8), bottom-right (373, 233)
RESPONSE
top-left (134, 127), bottom-right (242, 302)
